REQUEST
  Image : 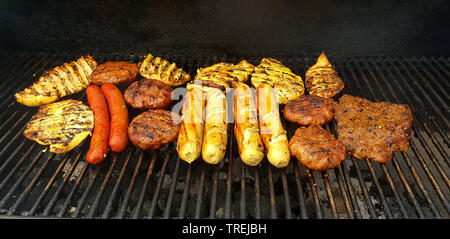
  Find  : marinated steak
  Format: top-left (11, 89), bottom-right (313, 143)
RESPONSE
top-left (334, 94), bottom-right (413, 163)
top-left (124, 79), bottom-right (173, 109)
top-left (128, 110), bottom-right (182, 150)
top-left (289, 125), bottom-right (346, 171)
top-left (90, 61), bottom-right (138, 85)
top-left (283, 95), bottom-right (335, 126)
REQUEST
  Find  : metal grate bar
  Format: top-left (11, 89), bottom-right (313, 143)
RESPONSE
top-left (132, 150), bottom-right (158, 219)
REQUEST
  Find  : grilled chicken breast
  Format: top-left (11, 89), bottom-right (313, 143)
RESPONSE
top-left (251, 58), bottom-right (304, 104)
top-left (23, 99), bottom-right (94, 154)
top-left (15, 56), bottom-right (97, 107)
top-left (334, 94), bottom-right (413, 163)
top-left (305, 52), bottom-right (344, 98)
top-left (138, 53), bottom-right (191, 86)
top-left (194, 60), bottom-right (255, 89)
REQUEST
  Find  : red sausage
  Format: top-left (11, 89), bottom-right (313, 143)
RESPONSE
top-left (101, 83), bottom-right (129, 152)
top-left (86, 85), bottom-right (110, 164)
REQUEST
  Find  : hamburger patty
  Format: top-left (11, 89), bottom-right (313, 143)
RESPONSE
top-left (283, 95), bottom-right (335, 126)
top-left (334, 94), bottom-right (413, 163)
top-left (128, 110), bottom-right (182, 150)
top-left (124, 79), bottom-right (173, 109)
top-left (90, 61), bottom-right (138, 85)
top-left (289, 125), bottom-right (346, 171)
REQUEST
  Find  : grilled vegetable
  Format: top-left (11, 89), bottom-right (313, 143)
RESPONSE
top-left (101, 83), bottom-right (129, 153)
top-left (138, 53), bottom-right (191, 86)
top-left (234, 83), bottom-right (264, 166)
top-left (15, 55), bottom-right (97, 107)
top-left (202, 88), bottom-right (227, 164)
top-left (86, 85), bottom-right (110, 164)
top-left (177, 85), bottom-right (205, 163)
top-left (23, 99), bottom-right (94, 154)
top-left (256, 84), bottom-right (290, 168)
top-left (251, 58), bottom-right (304, 104)
top-left (305, 52), bottom-right (344, 98)
top-left (194, 60), bottom-right (255, 89)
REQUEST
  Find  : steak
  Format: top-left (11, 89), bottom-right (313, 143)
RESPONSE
top-left (334, 94), bottom-right (413, 163)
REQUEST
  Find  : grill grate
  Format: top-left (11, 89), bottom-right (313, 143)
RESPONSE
top-left (0, 51), bottom-right (448, 219)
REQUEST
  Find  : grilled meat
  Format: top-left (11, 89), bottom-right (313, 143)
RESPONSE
top-left (305, 52), bottom-right (344, 98)
top-left (90, 61), bottom-right (138, 85)
top-left (334, 94), bottom-right (413, 163)
top-left (23, 99), bottom-right (94, 154)
top-left (138, 53), bottom-right (191, 86)
top-left (124, 79), bottom-right (173, 109)
top-left (15, 55), bottom-right (97, 107)
top-left (251, 58), bottom-right (304, 104)
top-left (128, 110), bottom-right (182, 150)
top-left (289, 125), bottom-right (346, 171)
top-left (283, 95), bottom-right (335, 126)
top-left (194, 60), bottom-right (255, 89)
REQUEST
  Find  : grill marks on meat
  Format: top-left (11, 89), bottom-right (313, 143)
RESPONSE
top-left (305, 52), bottom-right (344, 98)
top-left (289, 125), bottom-right (346, 171)
top-left (194, 60), bottom-right (255, 89)
top-left (283, 95), bottom-right (335, 126)
top-left (124, 79), bottom-right (173, 109)
top-left (90, 61), bottom-right (138, 85)
top-left (128, 110), bottom-right (182, 150)
top-left (334, 94), bottom-right (413, 163)
top-left (251, 58), bottom-right (305, 104)
top-left (138, 53), bottom-right (190, 86)
top-left (23, 99), bottom-right (94, 154)
top-left (15, 55), bottom-right (97, 107)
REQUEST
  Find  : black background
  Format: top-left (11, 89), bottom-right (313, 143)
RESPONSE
top-left (1, 0), bottom-right (449, 56)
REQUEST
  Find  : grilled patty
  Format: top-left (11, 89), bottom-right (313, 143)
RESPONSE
top-left (194, 60), bottom-right (255, 89)
top-left (90, 61), bottom-right (138, 85)
top-left (23, 99), bottom-right (94, 154)
top-left (334, 94), bottom-right (413, 163)
top-left (305, 52), bottom-right (344, 98)
top-left (128, 110), bottom-right (182, 150)
top-left (124, 79), bottom-right (173, 109)
top-left (283, 95), bottom-right (335, 126)
top-left (289, 125), bottom-right (346, 171)
top-left (15, 55), bottom-right (97, 107)
top-left (138, 53), bottom-right (191, 86)
top-left (251, 58), bottom-right (304, 104)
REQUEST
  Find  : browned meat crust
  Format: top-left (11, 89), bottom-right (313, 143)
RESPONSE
top-left (128, 110), bottom-right (182, 150)
top-left (334, 94), bottom-right (413, 163)
top-left (90, 61), bottom-right (138, 85)
top-left (289, 125), bottom-right (346, 171)
top-left (283, 95), bottom-right (335, 126)
top-left (124, 79), bottom-right (173, 109)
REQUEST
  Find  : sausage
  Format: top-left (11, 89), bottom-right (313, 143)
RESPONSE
top-left (202, 88), bottom-right (227, 164)
top-left (101, 83), bottom-right (129, 153)
top-left (256, 84), bottom-right (290, 168)
top-left (177, 85), bottom-right (205, 163)
top-left (234, 83), bottom-right (264, 166)
top-left (86, 85), bottom-right (110, 164)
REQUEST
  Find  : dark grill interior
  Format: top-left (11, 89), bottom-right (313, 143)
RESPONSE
top-left (0, 51), bottom-right (448, 219)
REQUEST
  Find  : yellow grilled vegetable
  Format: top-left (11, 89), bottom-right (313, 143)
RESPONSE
top-left (251, 58), bottom-right (304, 104)
top-left (177, 85), bottom-right (205, 163)
top-left (23, 99), bottom-right (94, 154)
top-left (256, 84), bottom-right (290, 168)
top-left (234, 83), bottom-right (264, 166)
top-left (138, 53), bottom-right (191, 86)
top-left (202, 88), bottom-right (228, 164)
top-left (15, 56), bottom-right (97, 107)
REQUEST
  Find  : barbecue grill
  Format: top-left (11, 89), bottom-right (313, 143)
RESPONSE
top-left (0, 0), bottom-right (448, 219)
